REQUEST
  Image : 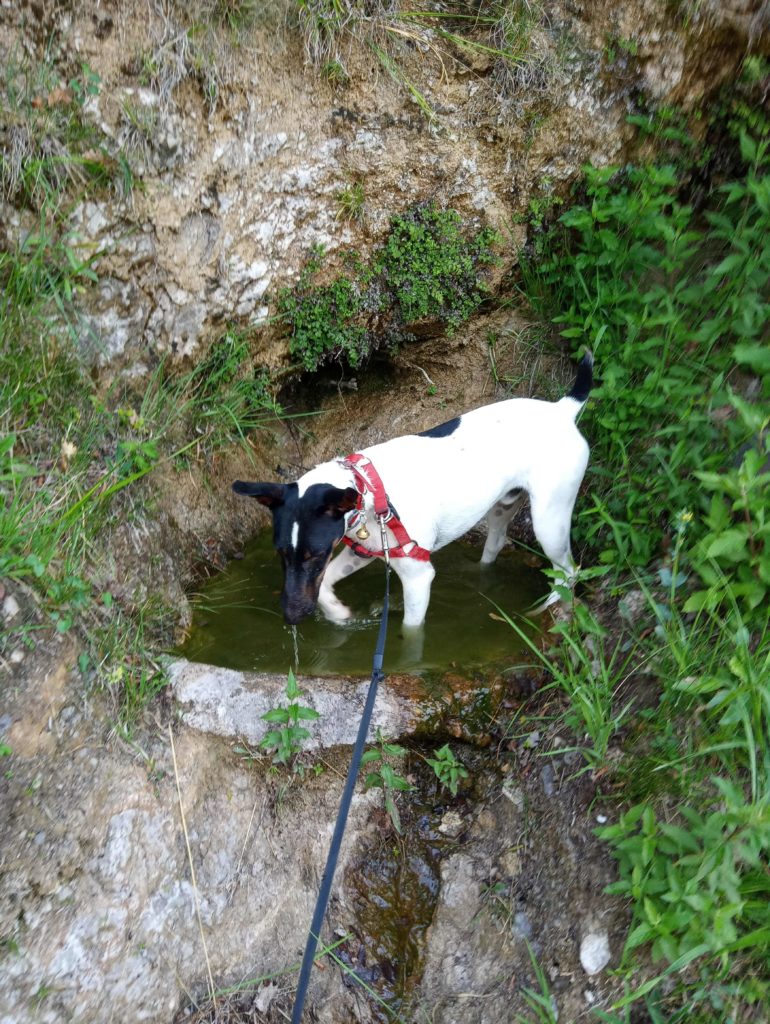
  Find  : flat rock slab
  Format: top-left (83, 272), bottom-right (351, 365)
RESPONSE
top-left (168, 658), bottom-right (430, 749)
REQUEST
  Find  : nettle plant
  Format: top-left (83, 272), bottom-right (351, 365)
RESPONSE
top-left (361, 729), bottom-right (413, 834)
top-left (686, 394), bottom-right (770, 616)
top-left (425, 743), bottom-right (469, 797)
top-left (260, 669), bottom-right (320, 767)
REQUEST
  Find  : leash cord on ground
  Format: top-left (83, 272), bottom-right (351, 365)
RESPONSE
top-left (291, 535), bottom-right (392, 1024)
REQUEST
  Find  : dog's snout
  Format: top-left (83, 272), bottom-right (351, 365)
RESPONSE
top-left (283, 605), bottom-right (312, 626)
top-left (281, 588), bottom-right (317, 625)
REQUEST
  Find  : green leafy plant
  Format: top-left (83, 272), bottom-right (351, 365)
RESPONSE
top-left (361, 729), bottom-right (413, 833)
top-left (513, 110), bottom-right (770, 1020)
top-left (685, 396), bottom-right (770, 615)
top-left (521, 133), bottom-right (770, 624)
top-left (279, 273), bottom-right (365, 371)
top-left (375, 204), bottom-right (499, 329)
top-left (425, 743), bottom-right (468, 796)
top-left (260, 670), bottom-right (321, 767)
top-left (599, 778), bottom-right (770, 968)
top-left (277, 204), bottom-right (500, 371)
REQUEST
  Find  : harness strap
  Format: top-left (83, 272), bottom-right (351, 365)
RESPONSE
top-left (340, 453), bottom-right (431, 562)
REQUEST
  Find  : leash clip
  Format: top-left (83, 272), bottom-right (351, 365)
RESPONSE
top-left (377, 513), bottom-right (391, 567)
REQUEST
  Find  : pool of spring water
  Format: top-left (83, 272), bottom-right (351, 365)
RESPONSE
top-left (178, 531), bottom-right (546, 675)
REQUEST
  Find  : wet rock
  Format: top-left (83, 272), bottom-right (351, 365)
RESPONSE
top-left (580, 931), bottom-right (611, 975)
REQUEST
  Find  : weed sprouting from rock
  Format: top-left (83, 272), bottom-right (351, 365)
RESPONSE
top-left (361, 730), bottom-right (413, 834)
top-left (425, 743), bottom-right (469, 797)
top-left (260, 669), bottom-right (321, 767)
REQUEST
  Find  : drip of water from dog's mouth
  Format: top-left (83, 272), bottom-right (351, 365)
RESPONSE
top-left (291, 625), bottom-right (299, 672)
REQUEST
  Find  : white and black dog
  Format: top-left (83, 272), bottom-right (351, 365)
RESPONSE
top-left (233, 352), bottom-right (592, 629)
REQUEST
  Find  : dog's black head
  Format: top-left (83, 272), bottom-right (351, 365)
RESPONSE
top-left (232, 480), bottom-right (357, 624)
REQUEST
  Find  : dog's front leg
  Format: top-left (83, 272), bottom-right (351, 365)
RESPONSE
top-left (317, 546), bottom-right (369, 622)
top-left (391, 558), bottom-right (436, 629)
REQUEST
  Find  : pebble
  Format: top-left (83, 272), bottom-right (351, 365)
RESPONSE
top-left (438, 810), bottom-right (465, 838)
top-left (540, 763), bottom-right (555, 797)
top-left (3, 594), bottom-right (21, 621)
top-left (501, 781), bottom-right (525, 811)
top-left (580, 932), bottom-right (611, 975)
top-left (9, 648), bottom-right (25, 664)
top-left (511, 910), bottom-right (533, 941)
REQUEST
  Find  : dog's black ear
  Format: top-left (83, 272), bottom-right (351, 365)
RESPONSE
top-left (318, 486), bottom-right (359, 518)
top-left (232, 481), bottom-right (286, 509)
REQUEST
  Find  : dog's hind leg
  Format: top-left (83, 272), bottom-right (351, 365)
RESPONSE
top-left (318, 546), bottom-right (370, 622)
top-left (529, 483), bottom-right (581, 608)
top-left (480, 489), bottom-right (526, 565)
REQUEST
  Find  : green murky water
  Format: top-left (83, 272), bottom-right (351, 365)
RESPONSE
top-left (179, 531), bottom-right (546, 675)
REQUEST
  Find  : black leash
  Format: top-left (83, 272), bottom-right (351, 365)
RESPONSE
top-left (290, 520), bottom-right (392, 1024)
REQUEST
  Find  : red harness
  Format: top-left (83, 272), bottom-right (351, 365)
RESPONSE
top-left (340, 453), bottom-right (432, 562)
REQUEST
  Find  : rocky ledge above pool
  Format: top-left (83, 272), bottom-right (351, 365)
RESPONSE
top-left (168, 658), bottom-right (530, 749)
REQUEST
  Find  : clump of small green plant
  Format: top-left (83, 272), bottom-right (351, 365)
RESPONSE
top-left (497, 577), bottom-right (634, 772)
top-left (361, 729), bottom-right (413, 833)
top-left (205, 0), bottom-right (260, 31)
top-left (294, 0), bottom-right (553, 124)
top-left (279, 272), bottom-right (366, 371)
top-left (425, 743), bottom-right (468, 796)
top-left (260, 670), bottom-right (321, 767)
top-left (515, 939), bottom-right (559, 1024)
top-left (603, 32), bottom-right (639, 65)
top-left (278, 205), bottom-right (500, 372)
top-left (93, 608), bottom-right (171, 735)
top-left (321, 59), bottom-right (348, 85)
top-left (336, 180), bottom-right (365, 221)
top-left (0, 56), bottom-right (112, 208)
top-left (375, 205), bottom-right (500, 329)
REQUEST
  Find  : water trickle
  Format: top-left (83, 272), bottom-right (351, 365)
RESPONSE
top-left (291, 624), bottom-right (299, 672)
top-left (179, 531), bottom-right (547, 675)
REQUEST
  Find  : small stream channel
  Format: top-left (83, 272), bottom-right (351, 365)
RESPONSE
top-left (178, 531), bottom-right (547, 675)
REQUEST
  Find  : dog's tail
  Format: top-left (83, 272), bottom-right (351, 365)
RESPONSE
top-left (561, 350), bottom-right (593, 413)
